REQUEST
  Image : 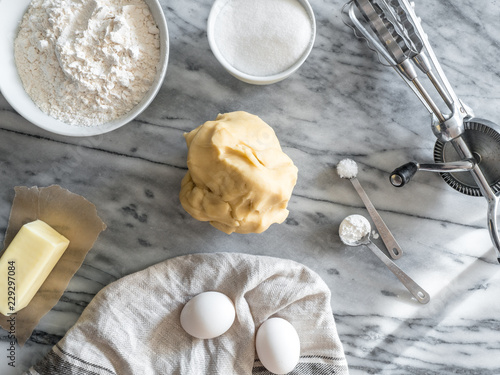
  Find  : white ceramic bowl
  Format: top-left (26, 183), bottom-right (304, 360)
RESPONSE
top-left (0, 0), bottom-right (169, 137)
top-left (207, 0), bottom-right (316, 85)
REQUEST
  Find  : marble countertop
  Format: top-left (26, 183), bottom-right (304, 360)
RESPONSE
top-left (1, 0), bottom-right (500, 373)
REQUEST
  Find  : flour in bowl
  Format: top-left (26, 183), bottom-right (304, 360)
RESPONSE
top-left (14, 0), bottom-right (160, 126)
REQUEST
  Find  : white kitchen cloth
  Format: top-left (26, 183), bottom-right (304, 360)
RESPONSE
top-left (26, 252), bottom-right (349, 375)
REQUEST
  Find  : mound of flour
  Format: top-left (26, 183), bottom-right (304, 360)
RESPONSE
top-left (14, 0), bottom-right (160, 126)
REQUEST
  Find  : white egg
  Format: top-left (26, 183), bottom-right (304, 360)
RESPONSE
top-left (255, 317), bottom-right (300, 374)
top-left (180, 291), bottom-right (236, 339)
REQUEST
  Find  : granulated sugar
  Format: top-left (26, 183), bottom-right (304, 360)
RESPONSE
top-left (337, 159), bottom-right (358, 179)
top-left (14, 0), bottom-right (160, 126)
top-left (214, 0), bottom-right (313, 76)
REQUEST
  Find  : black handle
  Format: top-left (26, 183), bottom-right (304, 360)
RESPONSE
top-left (390, 162), bottom-right (419, 187)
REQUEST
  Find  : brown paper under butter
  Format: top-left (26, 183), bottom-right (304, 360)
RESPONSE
top-left (0, 185), bottom-right (106, 346)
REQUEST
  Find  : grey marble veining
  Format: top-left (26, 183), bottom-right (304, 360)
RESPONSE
top-left (1, 0), bottom-right (500, 373)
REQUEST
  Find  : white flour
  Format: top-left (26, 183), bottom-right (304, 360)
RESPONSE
top-left (15, 0), bottom-right (160, 126)
top-left (339, 214), bottom-right (371, 245)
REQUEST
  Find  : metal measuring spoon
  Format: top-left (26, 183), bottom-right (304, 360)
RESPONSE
top-left (337, 159), bottom-right (403, 260)
top-left (339, 215), bottom-right (430, 304)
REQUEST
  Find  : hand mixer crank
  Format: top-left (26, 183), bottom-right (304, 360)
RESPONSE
top-left (389, 159), bottom-right (475, 188)
top-left (343, 0), bottom-right (500, 261)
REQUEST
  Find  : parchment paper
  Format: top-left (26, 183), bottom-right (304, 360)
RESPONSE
top-left (0, 185), bottom-right (106, 346)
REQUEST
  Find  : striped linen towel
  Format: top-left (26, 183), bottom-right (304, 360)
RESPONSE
top-left (25, 252), bottom-right (349, 374)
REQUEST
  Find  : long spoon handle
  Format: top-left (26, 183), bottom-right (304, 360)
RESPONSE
top-left (365, 241), bottom-right (430, 304)
top-left (350, 177), bottom-right (403, 259)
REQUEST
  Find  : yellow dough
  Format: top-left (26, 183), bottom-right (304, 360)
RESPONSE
top-left (179, 111), bottom-right (298, 234)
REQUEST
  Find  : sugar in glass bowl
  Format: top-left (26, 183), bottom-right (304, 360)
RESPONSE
top-left (207, 0), bottom-right (316, 85)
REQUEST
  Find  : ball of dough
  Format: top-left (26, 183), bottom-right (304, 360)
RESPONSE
top-left (179, 111), bottom-right (298, 234)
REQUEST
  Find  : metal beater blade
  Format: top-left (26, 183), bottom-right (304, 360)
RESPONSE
top-left (342, 0), bottom-right (500, 261)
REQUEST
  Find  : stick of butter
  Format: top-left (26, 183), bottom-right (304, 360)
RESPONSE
top-left (0, 220), bottom-right (70, 316)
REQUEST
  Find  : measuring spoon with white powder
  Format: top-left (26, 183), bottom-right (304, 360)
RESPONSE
top-left (339, 215), bottom-right (429, 304)
top-left (337, 159), bottom-right (403, 259)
